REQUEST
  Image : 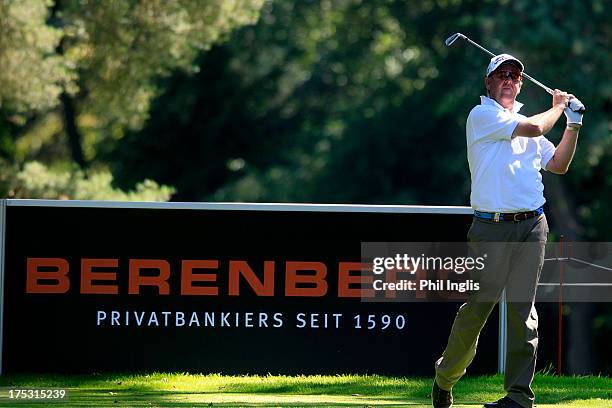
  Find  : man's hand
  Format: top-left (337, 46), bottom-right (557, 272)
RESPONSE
top-left (547, 92), bottom-right (584, 174)
top-left (569, 97), bottom-right (585, 113)
top-left (564, 107), bottom-right (583, 127)
top-left (552, 89), bottom-right (570, 109)
top-left (564, 94), bottom-right (584, 127)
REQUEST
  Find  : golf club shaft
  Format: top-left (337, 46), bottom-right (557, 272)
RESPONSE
top-left (458, 34), bottom-right (554, 95)
top-left (521, 73), bottom-right (554, 95)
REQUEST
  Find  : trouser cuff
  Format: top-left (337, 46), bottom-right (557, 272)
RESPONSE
top-left (507, 392), bottom-right (534, 408)
top-left (434, 373), bottom-right (454, 392)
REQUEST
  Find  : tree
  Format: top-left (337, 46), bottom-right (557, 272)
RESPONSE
top-left (0, 0), bottom-right (73, 116)
top-left (0, 159), bottom-right (174, 201)
top-left (110, 0), bottom-right (473, 203)
top-left (0, 0), bottom-right (265, 201)
top-left (0, 0), bottom-right (265, 166)
top-left (57, 0), bottom-right (264, 165)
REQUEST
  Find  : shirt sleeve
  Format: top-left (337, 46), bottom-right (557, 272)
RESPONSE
top-left (467, 106), bottom-right (520, 146)
top-left (538, 136), bottom-right (556, 170)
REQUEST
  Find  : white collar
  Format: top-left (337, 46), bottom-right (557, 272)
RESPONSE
top-left (480, 95), bottom-right (523, 113)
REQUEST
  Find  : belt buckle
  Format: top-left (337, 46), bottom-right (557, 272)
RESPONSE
top-left (513, 212), bottom-right (521, 222)
top-left (494, 212), bottom-right (501, 222)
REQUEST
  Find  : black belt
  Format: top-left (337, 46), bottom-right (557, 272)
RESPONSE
top-left (474, 206), bottom-right (544, 222)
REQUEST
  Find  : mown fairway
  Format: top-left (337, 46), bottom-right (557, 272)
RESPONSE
top-left (1, 373), bottom-right (610, 407)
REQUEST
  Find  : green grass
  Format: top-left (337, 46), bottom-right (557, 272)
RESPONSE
top-left (0, 373), bottom-right (610, 407)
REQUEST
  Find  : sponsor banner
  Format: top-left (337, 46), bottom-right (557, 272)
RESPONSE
top-left (3, 201), bottom-right (496, 375)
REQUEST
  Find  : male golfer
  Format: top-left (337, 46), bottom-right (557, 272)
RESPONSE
top-left (431, 54), bottom-right (584, 408)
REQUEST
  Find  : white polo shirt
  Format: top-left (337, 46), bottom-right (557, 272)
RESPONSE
top-left (467, 96), bottom-right (556, 213)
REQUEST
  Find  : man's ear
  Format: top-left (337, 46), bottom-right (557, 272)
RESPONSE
top-left (484, 76), bottom-right (490, 95)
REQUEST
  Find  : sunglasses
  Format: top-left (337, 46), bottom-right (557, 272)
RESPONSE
top-left (491, 70), bottom-right (522, 82)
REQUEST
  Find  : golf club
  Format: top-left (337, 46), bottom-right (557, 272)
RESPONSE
top-left (445, 33), bottom-right (585, 113)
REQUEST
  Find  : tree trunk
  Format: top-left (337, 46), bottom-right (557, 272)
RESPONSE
top-left (51, 2), bottom-right (86, 168)
top-left (60, 92), bottom-right (86, 168)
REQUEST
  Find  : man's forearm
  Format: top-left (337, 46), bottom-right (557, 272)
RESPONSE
top-left (515, 105), bottom-right (565, 137)
top-left (546, 127), bottom-right (579, 174)
top-left (527, 105), bottom-right (565, 135)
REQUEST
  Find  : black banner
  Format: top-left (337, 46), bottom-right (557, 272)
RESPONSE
top-left (1, 202), bottom-right (510, 375)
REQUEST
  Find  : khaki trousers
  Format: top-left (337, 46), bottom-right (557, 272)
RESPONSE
top-left (435, 214), bottom-right (549, 408)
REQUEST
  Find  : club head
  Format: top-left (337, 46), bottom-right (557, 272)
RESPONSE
top-left (444, 33), bottom-right (464, 47)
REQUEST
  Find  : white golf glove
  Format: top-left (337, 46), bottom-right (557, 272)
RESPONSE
top-left (565, 97), bottom-right (585, 127)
